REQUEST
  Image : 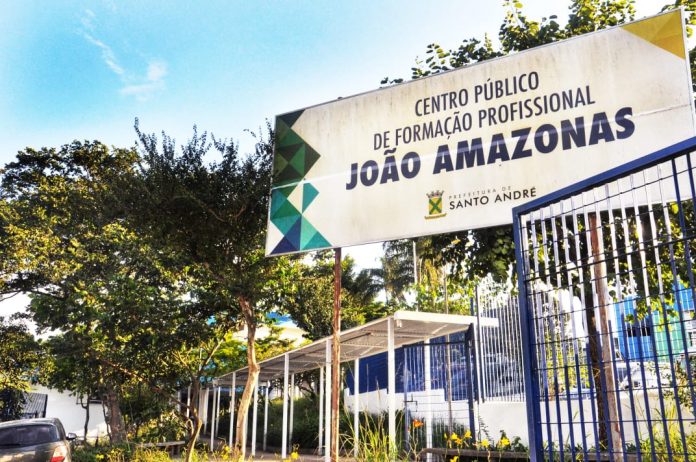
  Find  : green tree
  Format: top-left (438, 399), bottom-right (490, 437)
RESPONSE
top-left (281, 252), bottom-right (386, 341)
top-left (0, 141), bottom-right (226, 451)
top-left (0, 141), bottom-right (142, 441)
top-left (0, 316), bottom-right (40, 421)
top-left (379, 235), bottom-right (472, 313)
top-left (132, 120), bottom-right (295, 460)
top-left (374, 239), bottom-right (415, 308)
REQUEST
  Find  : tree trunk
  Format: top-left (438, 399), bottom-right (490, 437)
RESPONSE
top-left (587, 213), bottom-right (623, 459)
top-left (79, 396), bottom-right (90, 444)
top-left (101, 401), bottom-right (111, 442)
top-left (184, 381), bottom-right (202, 462)
top-left (103, 385), bottom-right (127, 444)
top-left (234, 297), bottom-right (259, 461)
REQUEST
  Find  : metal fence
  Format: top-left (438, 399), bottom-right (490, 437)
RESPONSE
top-left (402, 335), bottom-right (476, 451)
top-left (476, 277), bottom-right (526, 401)
top-left (342, 279), bottom-right (526, 456)
top-left (514, 138), bottom-right (696, 461)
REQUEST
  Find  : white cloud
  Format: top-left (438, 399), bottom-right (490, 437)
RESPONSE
top-left (83, 32), bottom-right (124, 76)
top-left (81, 9), bottom-right (96, 31)
top-left (119, 60), bottom-right (167, 101)
top-left (146, 60), bottom-right (167, 82)
top-left (79, 11), bottom-right (167, 101)
top-left (120, 81), bottom-right (164, 101)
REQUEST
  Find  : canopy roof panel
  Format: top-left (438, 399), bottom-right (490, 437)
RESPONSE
top-left (217, 310), bottom-right (498, 384)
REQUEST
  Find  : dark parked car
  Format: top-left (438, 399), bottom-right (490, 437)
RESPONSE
top-left (0, 418), bottom-right (76, 462)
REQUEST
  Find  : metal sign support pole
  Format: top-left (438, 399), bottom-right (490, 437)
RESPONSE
top-left (324, 340), bottom-right (332, 462)
top-left (353, 358), bottom-right (360, 458)
top-left (330, 248), bottom-right (342, 462)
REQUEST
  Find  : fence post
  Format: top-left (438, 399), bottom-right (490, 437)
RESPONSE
top-left (228, 373), bottom-right (235, 447)
top-left (263, 382), bottom-right (270, 452)
top-left (289, 373), bottom-right (295, 451)
top-left (387, 317), bottom-right (396, 455)
top-left (424, 339), bottom-right (433, 461)
top-left (513, 215), bottom-right (544, 462)
top-left (251, 377), bottom-right (259, 457)
top-left (403, 352), bottom-right (410, 455)
top-left (318, 366), bottom-right (324, 456)
top-left (465, 327), bottom-right (476, 438)
top-left (324, 340), bottom-right (332, 462)
top-left (282, 353), bottom-right (289, 458)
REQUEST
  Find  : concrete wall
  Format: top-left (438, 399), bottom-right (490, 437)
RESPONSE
top-left (343, 387), bottom-right (529, 444)
top-left (477, 401), bottom-right (528, 442)
top-left (343, 387), bottom-right (695, 448)
top-left (537, 391), bottom-right (695, 449)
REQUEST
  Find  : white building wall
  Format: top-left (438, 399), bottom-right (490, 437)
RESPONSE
top-left (31, 385), bottom-right (108, 440)
top-left (343, 388), bottom-right (529, 444)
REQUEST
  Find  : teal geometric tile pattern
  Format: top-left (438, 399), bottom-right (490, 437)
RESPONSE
top-left (269, 111), bottom-right (331, 255)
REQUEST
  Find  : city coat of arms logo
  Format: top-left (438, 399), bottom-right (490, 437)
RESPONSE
top-left (425, 190), bottom-right (447, 219)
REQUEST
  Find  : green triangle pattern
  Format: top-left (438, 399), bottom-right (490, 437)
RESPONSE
top-left (274, 151), bottom-right (289, 172)
top-left (302, 183), bottom-right (319, 211)
top-left (270, 187), bottom-right (301, 235)
top-left (270, 185), bottom-right (297, 216)
top-left (273, 112), bottom-right (321, 187)
top-left (269, 110), bottom-right (331, 255)
top-left (276, 119), bottom-right (290, 143)
top-left (273, 215), bottom-right (301, 237)
top-left (300, 217), bottom-right (321, 249)
top-left (289, 145), bottom-right (306, 175)
top-left (304, 226), bottom-right (332, 250)
top-left (279, 132), bottom-right (304, 150)
top-left (279, 110), bottom-right (304, 127)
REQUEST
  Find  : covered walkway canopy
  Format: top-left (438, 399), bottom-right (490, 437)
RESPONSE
top-left (210, 310), bottom-right (498, 460)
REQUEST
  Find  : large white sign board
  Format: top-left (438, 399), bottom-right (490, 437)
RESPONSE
top-left (266, 10), bottom-right (695, 256)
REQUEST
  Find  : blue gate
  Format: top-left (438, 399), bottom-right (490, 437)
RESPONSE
top-left (514, 138), bottom-right (696, 461)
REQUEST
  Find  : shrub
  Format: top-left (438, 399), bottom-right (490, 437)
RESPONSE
top-left (72, 444), bottom-right (173, 462)
top-left (131, 448), bottom-right (171, 462)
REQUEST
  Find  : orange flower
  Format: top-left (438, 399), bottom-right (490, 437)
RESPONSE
top-left (413, 419), bottom-right (424, 428)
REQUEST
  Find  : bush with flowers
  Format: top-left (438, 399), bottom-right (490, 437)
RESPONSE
top-left (437, 429), bottom-right (528, 461)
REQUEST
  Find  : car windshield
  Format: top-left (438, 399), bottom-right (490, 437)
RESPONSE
top-left (0, 425), bottom-right (59, 447)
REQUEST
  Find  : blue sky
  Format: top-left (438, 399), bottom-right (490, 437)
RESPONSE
top-left (0, 0), bottom-right (670, 281)
top-left (0, 1), bottom-right (667, 161)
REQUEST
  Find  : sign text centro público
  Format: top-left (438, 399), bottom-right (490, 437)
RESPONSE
top-left (266, 10), bottom-right (695, 256)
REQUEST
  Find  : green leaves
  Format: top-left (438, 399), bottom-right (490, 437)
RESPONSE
top-left (0, 317), bottom-right (41, 392)
top-left (279, 253), bottom-right (387, 340)
top-left (0, 140), bottom-right (210, 439)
